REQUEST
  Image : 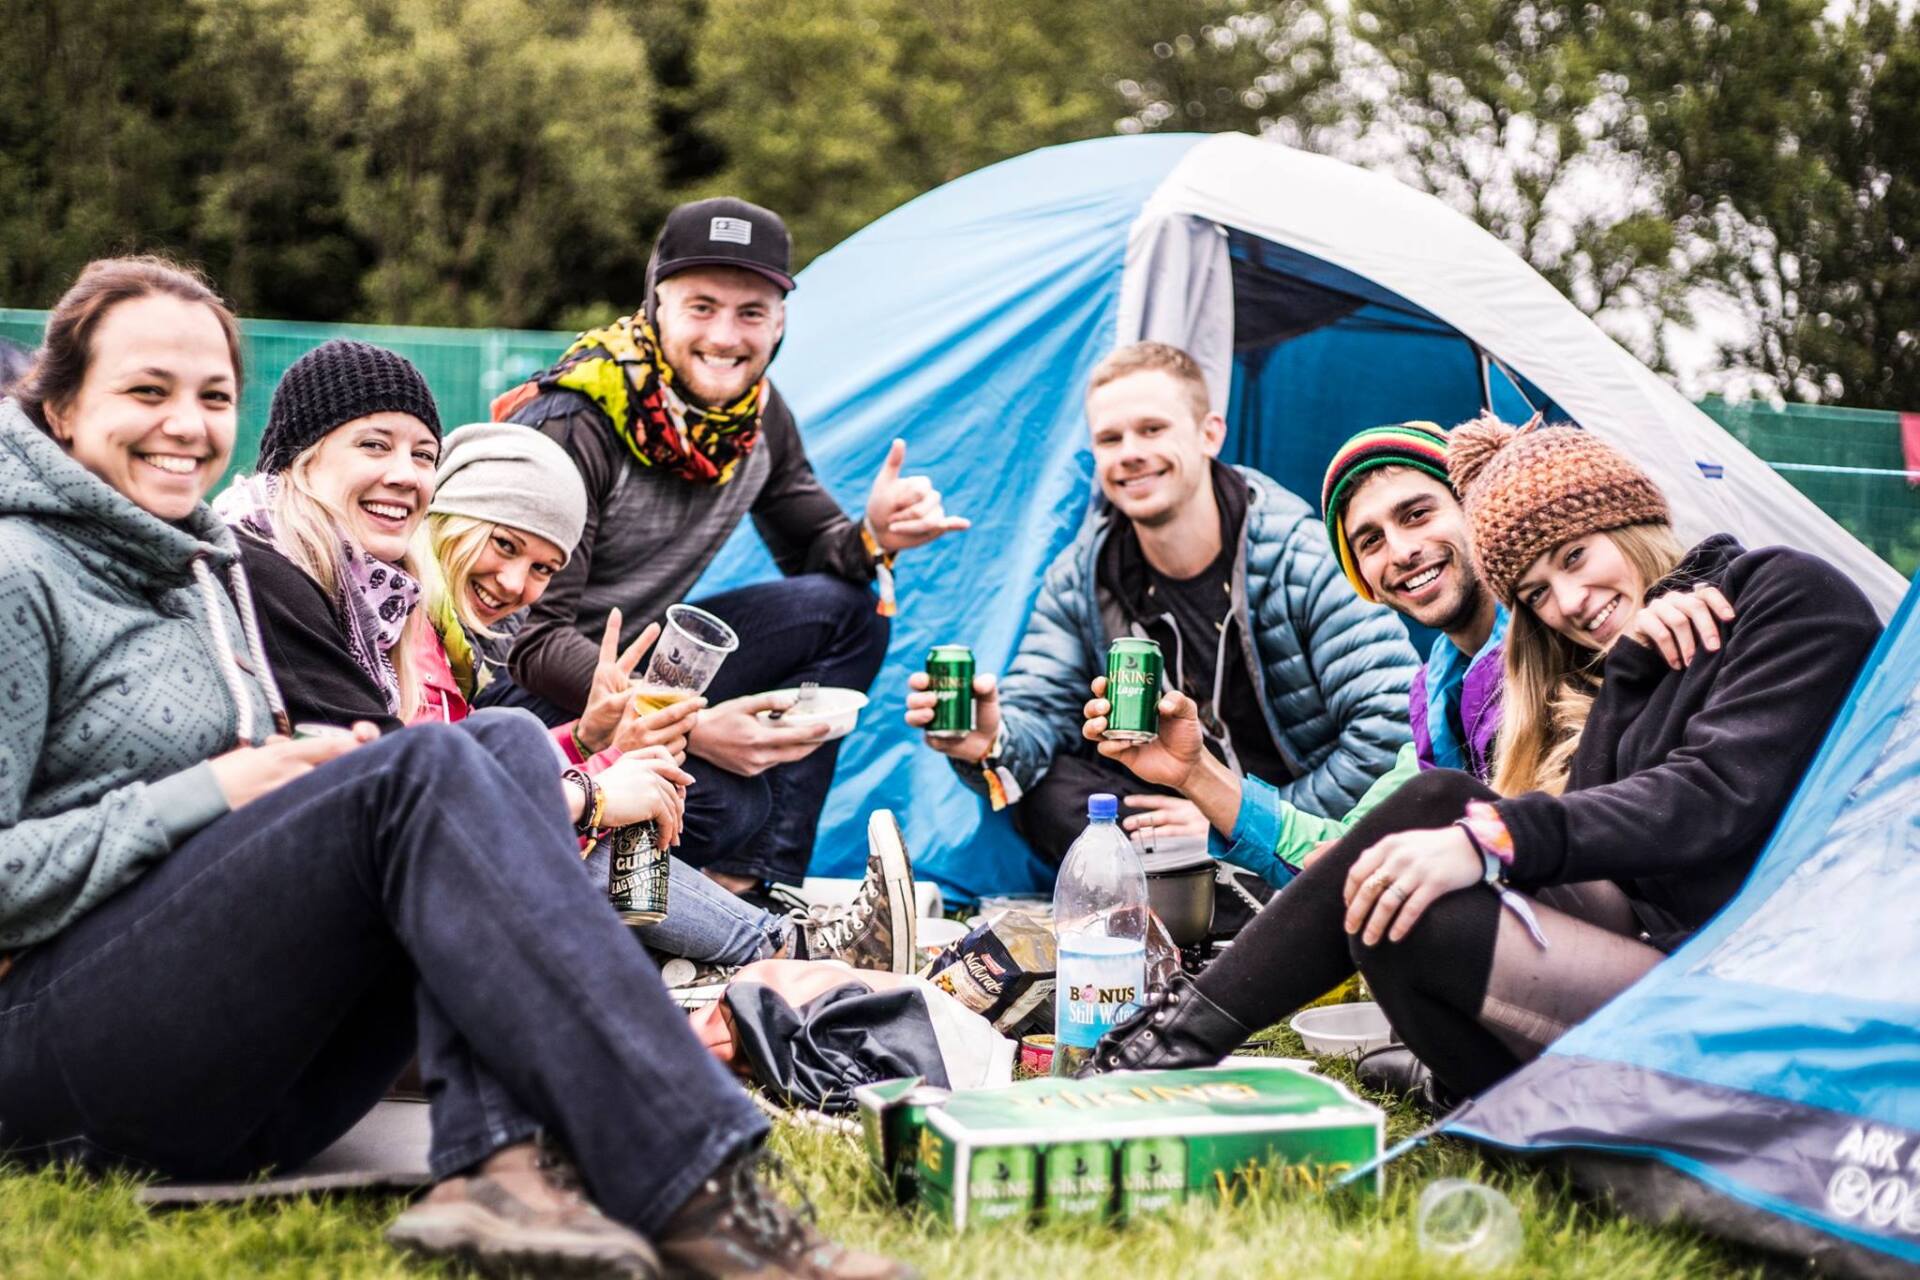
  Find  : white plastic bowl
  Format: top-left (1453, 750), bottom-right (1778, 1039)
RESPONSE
top-left (754, 686), bottom-right (868, 740)
top-left (915, 917), bottom-right (969, 968)
top-left (1288, 1002), bottom-right (1395, 1058)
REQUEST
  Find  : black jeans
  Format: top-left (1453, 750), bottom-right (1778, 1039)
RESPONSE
top-left (482, 573), bottom-right (890, 885)
top-left (0, 711), bottom-right (765, 1235)
top-left (1197, 768), bottom-right (1520, 1098)
top-left (1012, 750), bottom-right (1180, 866)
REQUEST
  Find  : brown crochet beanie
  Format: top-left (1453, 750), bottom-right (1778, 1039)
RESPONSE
top-left (1448, 415), bottom-right (1671, 605)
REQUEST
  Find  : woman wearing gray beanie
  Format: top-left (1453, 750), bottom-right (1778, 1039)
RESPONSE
top-left (411, 423), bottom-right (913, 976)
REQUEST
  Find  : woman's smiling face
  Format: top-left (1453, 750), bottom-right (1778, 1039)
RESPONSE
top-left (464, 524), bottom-right (566, 626)
top-left (43, 294), bottom-right (238, 521)
top-left (1514, 532), bottom-right (1645, 650)
top-left (301, 413), bottom-right (439, 563)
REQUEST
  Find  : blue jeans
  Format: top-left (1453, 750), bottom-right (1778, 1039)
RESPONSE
top-left (0, 711), bottom-right (766, 1234)
top-left (484, 573), bottom-right (890, 886)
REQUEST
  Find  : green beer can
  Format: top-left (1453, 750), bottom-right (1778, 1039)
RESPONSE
top-left (1042, 1140), bottom-right (1114, 1221)
top-left (925, 644), bottom-right (976, 739)
top-left (1103, 637), bottom-right (1163, 742)
top-left (1118, 1136), bottom-right (1189, 1218)
top-left (967, 1143), bottom-right (1037, 1224)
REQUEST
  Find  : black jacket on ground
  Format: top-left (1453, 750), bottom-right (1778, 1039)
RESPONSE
top-left (1498, 535), bottom-right (1881, 951)
top-left (237, 533), bottom-right (405, 735)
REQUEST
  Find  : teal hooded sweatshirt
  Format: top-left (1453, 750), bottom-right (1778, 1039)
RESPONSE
top-left (0, 399), bottom-right (279, 950)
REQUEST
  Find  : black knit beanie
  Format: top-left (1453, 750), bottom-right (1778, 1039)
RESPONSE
top-left (257, 339), bottom-right (442, 475)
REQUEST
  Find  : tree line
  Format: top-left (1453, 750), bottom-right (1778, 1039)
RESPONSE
top-left (2, 0), bottom-right (1912, 408)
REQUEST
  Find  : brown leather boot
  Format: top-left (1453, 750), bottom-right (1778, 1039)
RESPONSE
top-left (655, 1149), bottom-right (915, 1280)
top-left (386, 1140), bottom-right (661, 1278)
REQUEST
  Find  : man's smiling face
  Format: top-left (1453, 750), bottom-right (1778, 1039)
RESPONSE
top-left (654, 266), bottom-right (785, 406)
top-left (1086, 368), bottom-right (1224, 528)
top-left (1343, 466), bottom-right (1487, 634)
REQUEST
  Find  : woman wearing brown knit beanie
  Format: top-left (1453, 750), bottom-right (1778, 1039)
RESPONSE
top-left (1079, 414), bottom-right (1883, 1112)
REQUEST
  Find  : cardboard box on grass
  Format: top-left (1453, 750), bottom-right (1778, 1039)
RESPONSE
top-left (858, 1060), bottom-right (1382, 1230)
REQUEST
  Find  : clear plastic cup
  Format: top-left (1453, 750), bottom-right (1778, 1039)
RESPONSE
top-left (1416, 1178), bottom-right (1522, 1270)
top-left (633, 603), bottom-right (739, 711)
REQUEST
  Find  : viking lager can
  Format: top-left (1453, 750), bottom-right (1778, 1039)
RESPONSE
top-left (1102, 637), bottom-right (1163, 742)
top-left (925, 644), bottom-right (976, 739)
top-left (1041, 1140), bottom-right (1114, 1221)
top-left (609, 820), bottom-right (670, 924)
top-left (1118, 1136), bottom-right (1189, 1217)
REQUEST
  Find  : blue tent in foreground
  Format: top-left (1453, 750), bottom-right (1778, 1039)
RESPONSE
top-left (693, 132), bottom-right (1903, 903)
top-left (1437, 571), bottom-right (1920, 1277)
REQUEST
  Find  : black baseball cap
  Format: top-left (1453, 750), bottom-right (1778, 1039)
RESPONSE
top-left (648, 197), bottom-right (795, 295)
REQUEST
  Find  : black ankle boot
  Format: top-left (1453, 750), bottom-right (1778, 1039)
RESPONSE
top-left (1354, 1043), bottom-right (1459, 1116)
top-left (1078, 973), bottom-right (1251, 1076)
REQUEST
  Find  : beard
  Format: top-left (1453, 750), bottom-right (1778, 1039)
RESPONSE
top-left (1425, 569), bottom-right (1491, 638)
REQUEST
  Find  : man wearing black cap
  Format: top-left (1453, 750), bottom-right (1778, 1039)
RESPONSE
top-left (484, 197), bottom-right (966, 899)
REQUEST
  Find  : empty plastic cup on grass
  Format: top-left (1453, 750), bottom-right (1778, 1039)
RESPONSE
top-left (1416, 1178), bottom-right (1522, 1270)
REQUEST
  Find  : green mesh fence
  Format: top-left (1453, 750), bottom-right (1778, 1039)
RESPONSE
top-left (0, 310), bottom-right (574, 492)
top-left (1698, 398), bottom-right (1920, 578)
top-left (4, 310), bottom-right (1916, 577)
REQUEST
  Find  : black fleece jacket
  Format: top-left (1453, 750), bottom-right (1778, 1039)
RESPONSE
top-left (238, 533), bottom-right (405, 735)
top-left (1498, 535), bottom-right (1881, 951)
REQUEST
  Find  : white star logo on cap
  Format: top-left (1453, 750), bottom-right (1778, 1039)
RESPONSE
top-left (709, 217), bottom-right (753, 245)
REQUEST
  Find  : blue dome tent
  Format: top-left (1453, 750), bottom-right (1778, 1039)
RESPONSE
top-left (695, 131), bottom-right (1901, 902)
top-left (686, 130), bottom-right (1912, 1275)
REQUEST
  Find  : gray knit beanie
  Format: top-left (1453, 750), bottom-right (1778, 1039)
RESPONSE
top-left (428, 423), bottom-right (589, 563)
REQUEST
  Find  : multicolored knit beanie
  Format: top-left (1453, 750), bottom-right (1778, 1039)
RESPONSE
top-left (1320, 421), bottom-right (1452, 602)
top-left (1447, 414), bottom-right (1671, 605)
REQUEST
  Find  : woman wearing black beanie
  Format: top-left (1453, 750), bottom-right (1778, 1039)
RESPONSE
top-left (217, 338), bottom-right (445, 728)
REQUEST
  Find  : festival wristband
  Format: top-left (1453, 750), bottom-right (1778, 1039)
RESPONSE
top-left (1461, 799), bottom-right (1515, 867)
top-left (860, 519), bottom-right (899, 618)
top-left (564, 768), bottom-right (603, 837)
top-left (1455, 814), bottom-right (1549, 950)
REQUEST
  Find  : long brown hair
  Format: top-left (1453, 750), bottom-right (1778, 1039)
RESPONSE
top-left (13, 256), bottom-right (243, 431)
top-left (1490, 523), bottom-right (1689, 796)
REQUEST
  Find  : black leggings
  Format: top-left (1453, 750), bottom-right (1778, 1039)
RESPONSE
top-left (1199, 769), bottom-right (1525, 1098)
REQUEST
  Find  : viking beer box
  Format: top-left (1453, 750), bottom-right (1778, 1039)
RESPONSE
top-left (856, 1061), bottom-right (1382, 1230)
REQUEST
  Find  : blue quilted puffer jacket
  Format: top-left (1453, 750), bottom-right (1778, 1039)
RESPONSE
top-left (977, 466), bottom-right (1418, 818)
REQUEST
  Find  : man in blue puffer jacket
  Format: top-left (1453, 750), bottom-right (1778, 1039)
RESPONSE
top-left (907, 342), bottom-right (1418, 865)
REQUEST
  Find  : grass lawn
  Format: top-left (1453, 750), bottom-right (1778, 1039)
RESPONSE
top-left (0, 1027), bottom-right (1778, 1279)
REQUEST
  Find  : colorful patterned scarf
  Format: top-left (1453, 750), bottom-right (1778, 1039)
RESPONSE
top-left (214, 474), bottom-right (421, 716)
top-left (506, 314), bottom-right (764, 485)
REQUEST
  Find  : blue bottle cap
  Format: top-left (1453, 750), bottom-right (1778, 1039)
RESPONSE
top-left (1087, 793), bottom-right (1118, 821)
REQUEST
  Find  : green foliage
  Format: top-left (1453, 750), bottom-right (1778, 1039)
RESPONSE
top-left (688, 0), bottom-right (1128, 262)
top-left (0, 0), bottom-right (1911, 407)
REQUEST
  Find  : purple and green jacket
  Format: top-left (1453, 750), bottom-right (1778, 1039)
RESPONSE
top-left (1216, 609), bottom-right (1507, 887)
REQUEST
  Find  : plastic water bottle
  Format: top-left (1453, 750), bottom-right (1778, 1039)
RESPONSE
top-left (1052, 793), bottom-right (1149, 1076)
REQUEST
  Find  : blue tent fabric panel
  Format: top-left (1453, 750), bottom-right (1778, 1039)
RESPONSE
top-left (692, 134), bottom-right (1207, 900)
top-left (1446, 571), bottom-right (1920, 1270)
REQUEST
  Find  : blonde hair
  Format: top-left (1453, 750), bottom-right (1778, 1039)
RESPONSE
top-left (1490, 523), bottom-right (1689, 796)
top-left (271, 444), bottom-right (427, 720)
top-left (419, 513), bottom-right (501, 641)
top-left (1085, 341), bottom-right (1211, 423)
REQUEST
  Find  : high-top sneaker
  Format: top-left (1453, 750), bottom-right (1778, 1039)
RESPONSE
top-left (792, 810), bottom-right (915, 973)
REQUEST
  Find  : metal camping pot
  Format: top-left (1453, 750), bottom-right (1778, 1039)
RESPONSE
top-left (1140, 838), bottom-right (1216, 948)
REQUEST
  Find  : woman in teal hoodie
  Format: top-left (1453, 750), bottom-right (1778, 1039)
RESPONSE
top-left (0, 259), bottom-right (906, 1280)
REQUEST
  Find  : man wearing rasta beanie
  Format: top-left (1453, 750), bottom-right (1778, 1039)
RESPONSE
top-left (481, 197), bottom-right (968, 897)
top-left (1194, 421), bottom-right (1512, 887)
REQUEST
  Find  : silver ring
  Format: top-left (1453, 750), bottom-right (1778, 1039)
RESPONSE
top-left (1382, 883), bottom-right (1408, 901)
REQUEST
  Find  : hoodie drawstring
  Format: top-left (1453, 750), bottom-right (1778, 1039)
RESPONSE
top-left (191, 554), bottom-right (292, 743)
